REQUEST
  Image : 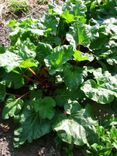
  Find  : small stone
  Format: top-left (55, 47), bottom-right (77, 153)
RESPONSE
top-left (3, 137), bottom-right (6, 141)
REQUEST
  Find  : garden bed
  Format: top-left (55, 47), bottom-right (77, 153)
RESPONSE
top-left (0, 0), bottom-right (117, 156)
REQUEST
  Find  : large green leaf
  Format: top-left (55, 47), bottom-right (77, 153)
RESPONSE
top-left (61, 10), bottom-right (75, 23)
top-left (66, 20), bottom-right (91, 48)
top-left (2, 96), bottom-right (24, 119)
top-left (54, 87), bottom-right (83, 106)
top-left (63, 63), bottom-right (84, 90)
top-left (53, 101), bottom-right (97, 146)
top-left (93, 69), bottom-right (117, 94)
top-left (41, 14), bottom-right (59, 35)
top-left (13, 39), bottom-right (37, 59)
top-left (3, 72), bottom-right (24, 89)
top-left (82, 68), bottom-right (117, 103)
top-left (81, 79), bottom-right (116, 104)
top-left (0, 51), bottom-right (22, 72)
top-left (19, 59), bottom-right (38, 68)
top-left (89, 19), bottom-right (117, 63)
top-left (36, 42), bottom-right (52, 63)
top-left (14, 110), bottom-right (51, 147)
top-left (63, 0), bottom-right (87, 17)
top-left (33, 97), bottom-right (56, 120)
top-left (73, 50), bottom-right (94, 62)
top-left (45, 45), bottom-right (73, 75)
top-left (55, 118), bottom-right (87, 145)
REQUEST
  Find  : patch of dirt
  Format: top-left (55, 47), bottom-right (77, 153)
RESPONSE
top-left (0, 109), bottom-right (63, 156)
top-left (0, 125), bottom-right (61, 156)
top-left (0, 114), bottom-right (84, 156)
top-left (0, 124), bottom-right (13, 156)
top-left (0, 122), bottom-right (84, 156)
top-left (14, 135), bottom-right (61, 156)
top-left (0, 0), bottom-right (48, 46)
top-left (0, 22), bottom-right (9, 46)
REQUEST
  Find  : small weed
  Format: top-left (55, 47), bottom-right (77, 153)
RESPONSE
top-left (37, 0), bottom-right (48, 5)
top-left (7, 0), bottom-right (29, 14)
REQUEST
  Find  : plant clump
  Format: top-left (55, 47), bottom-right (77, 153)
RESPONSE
top-left (7, 0), bottom-right (29, 14)
top-left (0, 0), bottom-right (117, 155)
top-left (37, 0), bottom-right (48, 5)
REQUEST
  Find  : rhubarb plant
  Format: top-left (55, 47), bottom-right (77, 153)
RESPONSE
top-left (0, 0), bottom-right (117, 154)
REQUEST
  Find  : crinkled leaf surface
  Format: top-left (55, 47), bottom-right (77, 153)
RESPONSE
top-left (45, 45), bottom-right (73, 75)
top-left (67, 20), bottom-right (91, 48)
top-left (13, 39), bottom-right (36, 59)
top-left (14, 110), bottom-right (51, 147)
top-left (63, 0), bottom-right (87, 17)
top-left (2, 96), bottom-right (24, 119)
top-left (54, 101), bottom-right (96, 146)
top-left (55, 118), bottom-right (87, 145)
top-left (3, 72), bottom-right (24, 89)
top-left (82, 68), bottom-right (117, 100)
top-left (41, 14), bottom-right (59, 35)
top-left (33, 97), bottom-right (56, 120)
top-left (0, 51), bottom-right (22, 72)
top-left (63, 63), bottom-right (84, 90)
top-left (36, 42), bottom-right (52, 63)
top-left (93, 69), bottom-right (117, 93)
top-left (81, 79), bottom-right (116, 104)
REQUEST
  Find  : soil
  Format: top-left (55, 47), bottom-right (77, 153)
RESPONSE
top-left (0, 116), bottom-right (62, 156)
top-left (0, 113), bottom-right (84, 156)
top-left (0, 0), bottom-right (48, 46)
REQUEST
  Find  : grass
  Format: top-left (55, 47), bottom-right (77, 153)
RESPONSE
top-left (37, 0), bottom-right (48, 5)
top-left (7, 0), bottom-right (29, 14)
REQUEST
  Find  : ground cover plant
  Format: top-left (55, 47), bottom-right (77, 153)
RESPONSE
top-left (0, 0), bottom-right (117, 155)
top-left (37, 0), bottom-right (48, 5)
top-left (7, 0), bottom-right (29, 14)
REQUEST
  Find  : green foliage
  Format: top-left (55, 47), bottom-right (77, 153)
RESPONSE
top-left (45, 45), bottom-right (73, 75)
top-left (63, 63), bottom-right (84, 90)
top-left (0, 84), bottom-right (6, 101)
top-left (81, 69), bottom-right (117, 104)
top-left (8, 0), bottom-right (29, 14)
top-left (67, 20), bottom-right (91, 48)
top-left (0, 51), bottom-right (22, 72)
top-left (37, 0), bottom-right (48, 5)
top-left (2, 96), bottom-right (24, 119)
top-left (32, 96), bottom-right (56, 120)
top-left (53, 101), bottom-right (96, 146)
top-left (87, 115), bottom-right (117, 156)
top-left (0, 0), bottom-right (117, 155)
top-left (14, 111), bottom-right (52, 147)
